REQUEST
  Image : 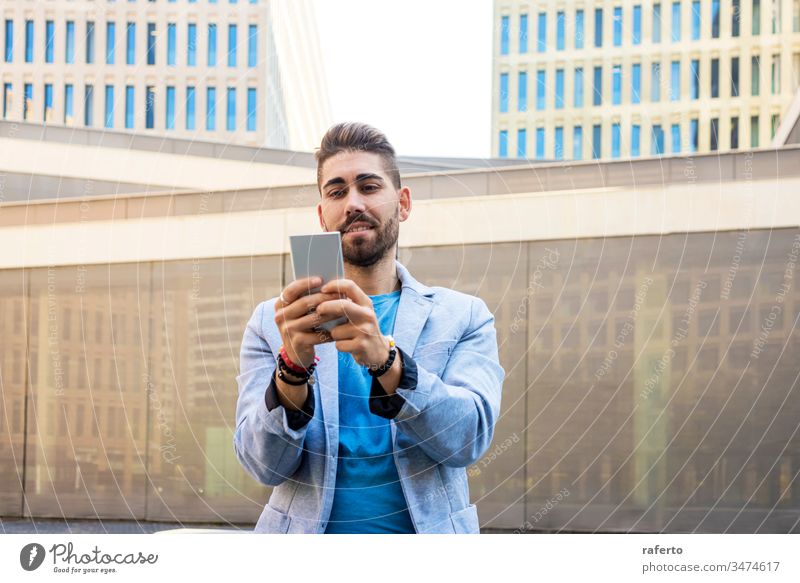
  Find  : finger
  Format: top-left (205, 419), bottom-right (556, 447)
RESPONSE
top-left (289, 308), bottom-right (349, 334)
top-left (316, 298), bottom-right (371, 326)
top-left (280, 277), bottom-right (322, 305)
top-left (276, 291), bottom-right (345, 323)
top-left (320, 279), bottom-right (371, 308)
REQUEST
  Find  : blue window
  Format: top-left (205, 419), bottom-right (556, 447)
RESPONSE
top-left (671, 2), bottom-right (681, 41)
top-left (592, 66), bottom-right (602, 105)
top-left (518, 71), bottom-right (527, 112)
top-left (517, 128), bottom-right (526, 158)
top-left (125, 85), bottom-right (134, 128)
top-left (651, 62), bottom-right (661, 102)
top-left (206, 87), bottom-right (216, 130)
top-left (126, 22), bottom-right (135, 65)
top-left (632, 63), bottom-right (641, 103)
top-left (711, 0), bottom-right (720, 37)
top-left (711, 58), bottom-right (719, 97)
top-left (575, 10), bottom-right (584, 49)
top-left (653, 4), bottom-right (662, 43)
top-left (573, 125), bottom-right (583, 159)
top-left (84, 85), bottom-right (93, 126)
top-left (4, 20), bottom-right (12, 62)
top-left (64, 84), bottom-right (74, 124)
top-left (248, 24), bottom-right (257, 67)
top-left (499, 72), bottom-right (508, 112)
top-left (247, 87), bottom-right (256, 131)
top-left (66, 21), bottom-right (75, 63)
top-left (631, 124), bottom-right (641, 156)
top-left (186, 86), bottom-right (196, 130)
top-left (25, 20), bottom-right (34, 63)
top-left (612, 65), bottom-right (621, 105)
top-left (690, 118), bottom-right (699, 151)
top-left (555, 126), bottom-right (564, 160)
top-left (592, 124), bottom-right (601, 159)
top-left (23, 83), bottom-right (32, 120)
top-left (208, 24), bottom-right (217, 65)
top-left (555, 69), bottom-right (564, 109)
top-left (166, 86), bottom-right (175, 129)
top-left (731, 56), bottom-right (740, 96)
top-left (753, 0), bottom-right (761, 35)
top-left (145, 86), bottom-right (155, 129)
top-left (226, 87), bottom-right (236, 130)
top-left (691, 1), bottom-right (701, 39)
top-left (690, 59), bottom-right (699, 99)
top-left (574, 67), bottom-right (584, 107)
top-left (499, 130), bottom-right (508, 157)
top-left (3, 83), bottom-right (12, 118)
top-left (731, 116), bottom-right (739, 148)
top-left (500, 15), bottom-right (509, 54)
top-left (146, 23), bottom-right (156, 65)
top-left (536, 127), bottom-right (545, 159)
top-left (228, 24), bottom-right (237, 66)
top-left (710, 118), bottom-right (719, 150)
top-left (45, 21), bottom-right (54, 63)
top-left (518, 14), bottom-right (527, 53)
top-left (536, 70), bottom-right (546, 110)
top-left (752, 56), bottom-right (760, 96)
top-left (611, 123), bottom-right (621, 158)
top-left (613, 7), bottom-right (622, 46)
top-left (44, 83), bottom-right (53, 121)
top-left (187, 23), bottom-right (197, 66)
top-left (670, 60), bottom-right (680, 101)
top-left (651, 124), bottom-right (664, 154)
top-left (594, 8), bottom-right (603, 47)
top-left (671, 123), bottom-right (681, 152)
top-left (732, 0), bottom-right (741, 36)
top-left (537, 13), bottom-right (546, 52)
top-left (104, 84), bottom-right (114, 128)
top-left (633, 6), bottom-right (642, 44)
top-left (556, 11), bottom-right (565, 50)
top-left (167, 23), bottom-right (176, 65)
top-left (106, 22), bottom-right (116, 64)
top-left (86, 22), bottom-right (94, 63)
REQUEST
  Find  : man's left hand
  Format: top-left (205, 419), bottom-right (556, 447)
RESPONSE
top-left (316, 279), bottom-right (391, 368)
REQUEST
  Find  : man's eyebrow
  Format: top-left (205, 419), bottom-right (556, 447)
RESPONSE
top-left (322, 173), bottom-right (385, 190)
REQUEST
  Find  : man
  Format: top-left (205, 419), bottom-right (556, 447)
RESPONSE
top-left (234, 122), bottom-right (504, 534)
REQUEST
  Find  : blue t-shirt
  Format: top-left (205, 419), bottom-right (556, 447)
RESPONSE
top-left (324, 289), bottom-right (415, 534)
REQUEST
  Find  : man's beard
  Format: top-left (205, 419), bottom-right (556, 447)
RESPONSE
top-left (341, 208), bottom-right (399, 268)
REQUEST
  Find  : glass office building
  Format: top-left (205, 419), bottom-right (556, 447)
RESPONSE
top-left (493, 0), bottom-right (800, 159)
top-left (0, 0), bottom-right (331, 150)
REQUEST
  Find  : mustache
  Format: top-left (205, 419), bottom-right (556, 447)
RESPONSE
top-left (341, 215), bottom-right (378, 231)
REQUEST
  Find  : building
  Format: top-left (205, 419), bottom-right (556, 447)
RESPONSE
top-left (0, 0), bottom-right (332, 151)
top-left (1, 119), bottom-right (800, 531)
top-left (492, 0), bottom-right (800, 160)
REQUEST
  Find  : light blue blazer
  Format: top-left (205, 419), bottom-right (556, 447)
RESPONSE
top-left (234, 260), bottom-right (505, 533)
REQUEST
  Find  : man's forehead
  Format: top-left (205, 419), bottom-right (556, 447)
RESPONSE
top-left (320, 151), bottom-right (389, 183)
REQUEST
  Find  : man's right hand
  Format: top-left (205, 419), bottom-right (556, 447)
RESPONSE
top-left (274, 276), bottom-right (344, 369)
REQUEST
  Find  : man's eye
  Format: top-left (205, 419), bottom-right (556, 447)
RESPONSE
top-left (362, 184), bottom-right (379, 192)
top-left (328, 190), bottom-right (343, 198)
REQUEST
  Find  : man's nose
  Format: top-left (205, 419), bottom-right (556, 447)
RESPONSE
top-left (344, 186), bottom-right (366, 214)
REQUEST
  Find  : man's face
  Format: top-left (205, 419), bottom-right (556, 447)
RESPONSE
top-left (317, 151), bottom-right (411, 268)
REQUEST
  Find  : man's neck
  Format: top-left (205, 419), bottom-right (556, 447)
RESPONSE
top-left (344, 253), bottom-right (400, 296)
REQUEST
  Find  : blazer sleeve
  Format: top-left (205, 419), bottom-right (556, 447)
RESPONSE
top-left (378, 297), bottom-right (505, 468)
top-left (233, 301), bottom-right (313, 487)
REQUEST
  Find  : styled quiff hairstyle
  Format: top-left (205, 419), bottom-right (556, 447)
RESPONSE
top-left (315, 122), bottom-right (402, 192)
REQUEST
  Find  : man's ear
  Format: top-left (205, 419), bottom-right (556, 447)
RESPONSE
top-left (399, 187), bottom-right (412, 222)
top-left (317, 203), bottom-right (327, 231)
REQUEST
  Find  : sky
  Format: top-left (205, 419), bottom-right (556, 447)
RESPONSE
top-left (313, 0), bottom-right (494, 159)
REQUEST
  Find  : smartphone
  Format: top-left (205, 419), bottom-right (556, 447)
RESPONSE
top-left (289, 232), bottom-right (347, 332)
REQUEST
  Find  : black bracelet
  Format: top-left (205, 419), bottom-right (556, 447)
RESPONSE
top-left (277, 367), bottom-right (311, 386)
top-left (368, 344), bottom-right (397, 378)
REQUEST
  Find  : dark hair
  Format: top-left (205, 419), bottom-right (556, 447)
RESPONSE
top-left (315, 122), bottom-right (401, 191)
